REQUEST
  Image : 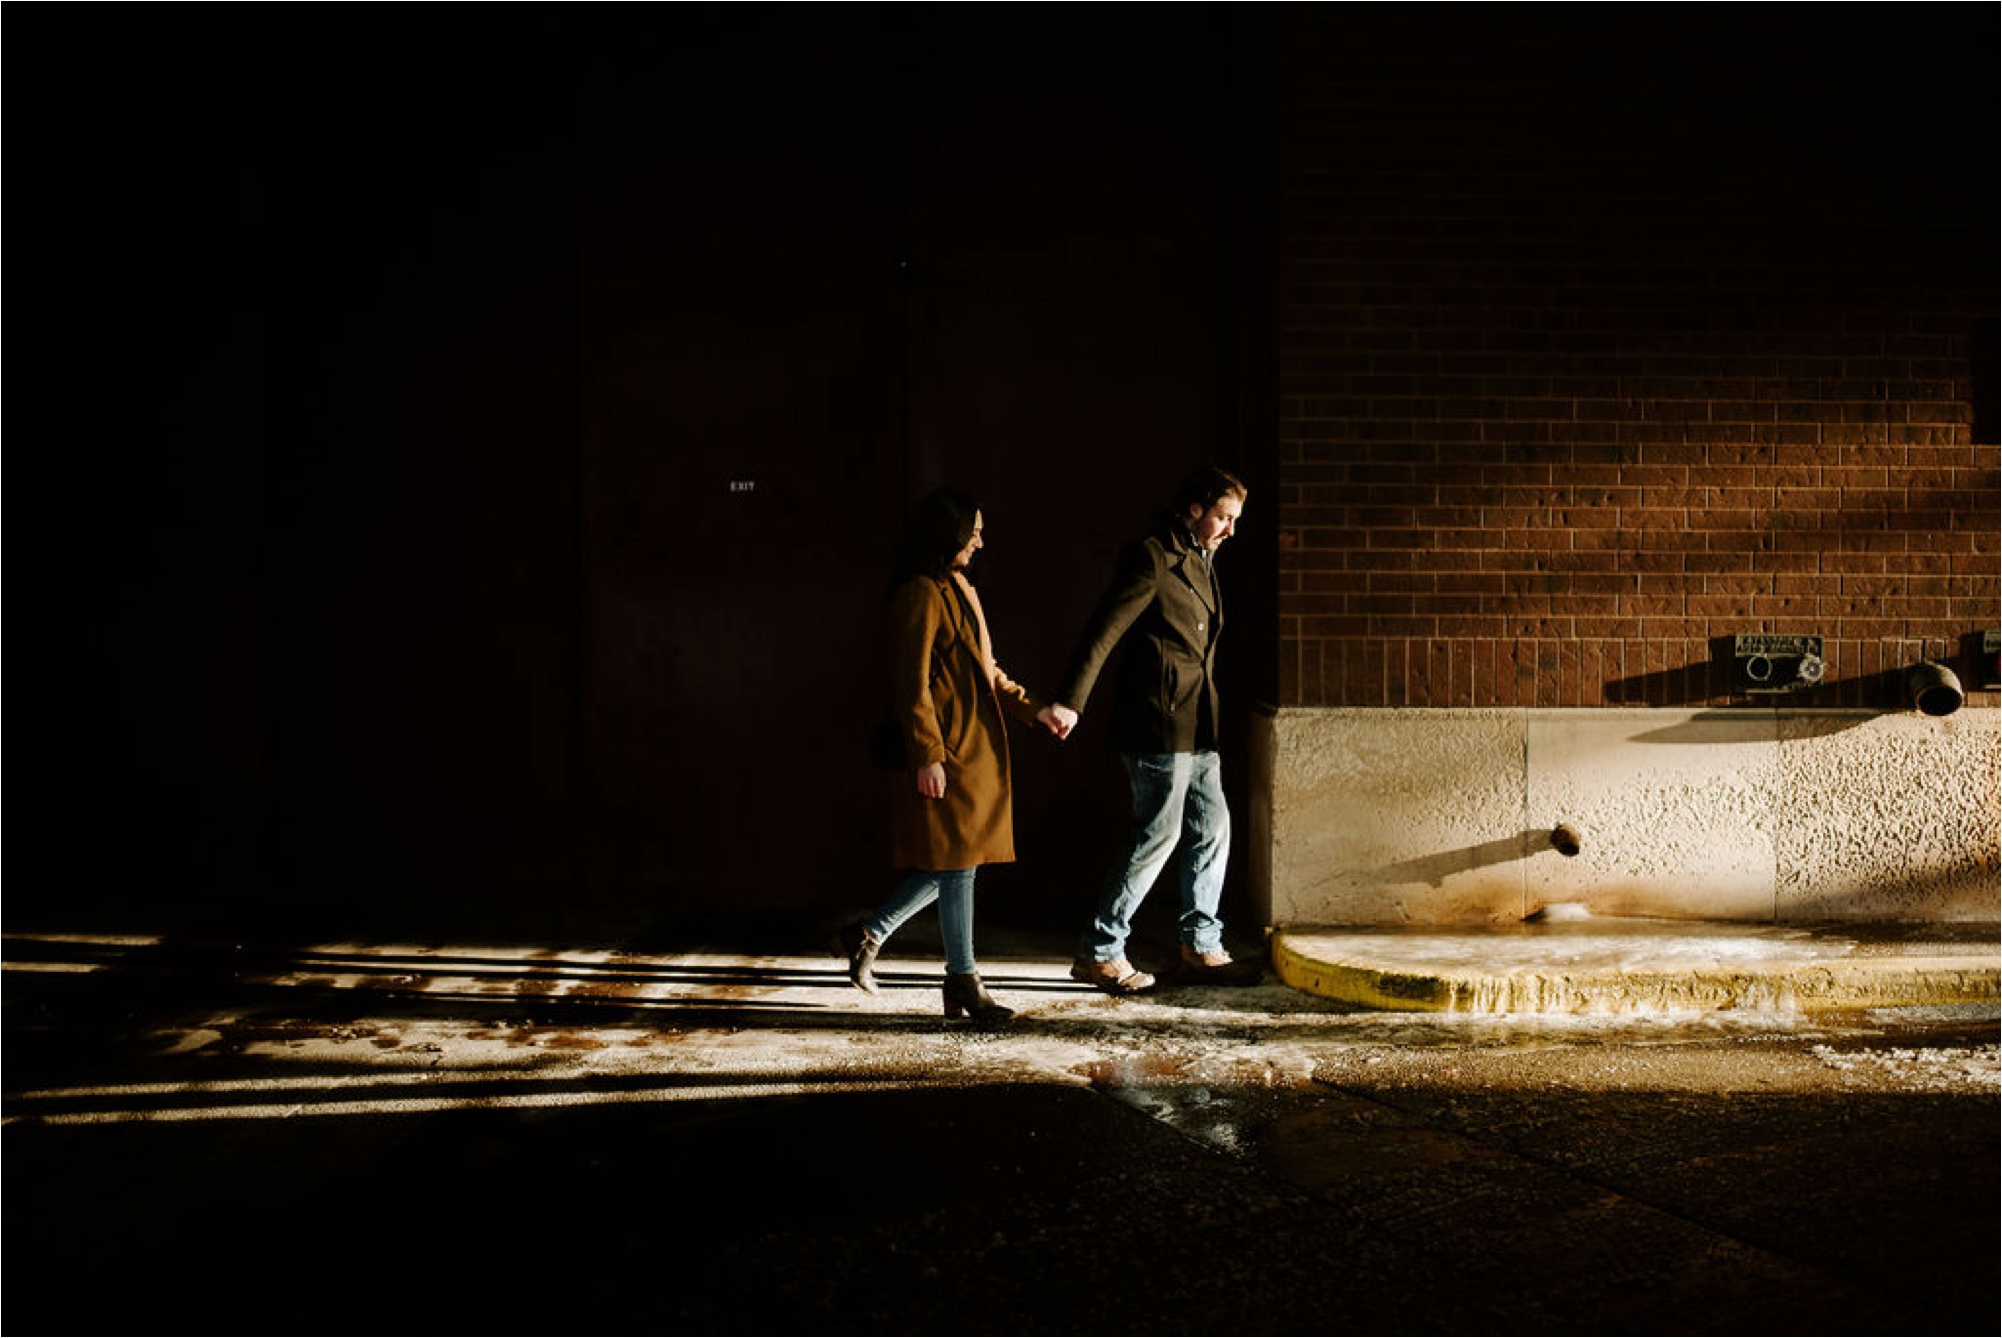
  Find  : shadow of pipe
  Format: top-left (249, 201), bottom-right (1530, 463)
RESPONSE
top-left (1373, 830), bottom-right (1556, 888)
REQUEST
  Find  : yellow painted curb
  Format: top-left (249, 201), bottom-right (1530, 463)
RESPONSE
top-left (1270, 929), bottom-right (2002, 1015)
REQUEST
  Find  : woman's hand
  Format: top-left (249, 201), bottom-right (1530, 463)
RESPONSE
top-left (915, 761), bottom-right (947, 800)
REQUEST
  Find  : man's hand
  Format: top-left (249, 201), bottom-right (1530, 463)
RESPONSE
top-left (1037, 704), bottom-right (1078, 740)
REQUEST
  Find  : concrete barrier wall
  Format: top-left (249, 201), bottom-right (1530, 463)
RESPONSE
top-left (1250, 707), bottom-right (2001, 927)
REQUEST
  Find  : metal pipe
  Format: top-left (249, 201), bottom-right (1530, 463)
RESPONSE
top-left (1907, 661), bottom-right (1965, 717)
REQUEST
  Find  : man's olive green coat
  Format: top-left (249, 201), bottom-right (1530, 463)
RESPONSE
top-left (1055, 519), bottom-right (1224, 753)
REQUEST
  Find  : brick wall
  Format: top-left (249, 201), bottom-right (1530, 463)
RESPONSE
top-left (1274, 10), bottom-right (1999, 710)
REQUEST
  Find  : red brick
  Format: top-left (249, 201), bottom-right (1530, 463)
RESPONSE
top-left (1277, 110), bottom-right (1992, 712)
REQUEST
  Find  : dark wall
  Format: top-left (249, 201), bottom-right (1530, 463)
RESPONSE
top-left (6, 8), bottom-right (1276, 940)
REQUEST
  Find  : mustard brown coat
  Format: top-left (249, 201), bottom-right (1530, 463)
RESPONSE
top-left (886, 571), bottom-right (1045, 871)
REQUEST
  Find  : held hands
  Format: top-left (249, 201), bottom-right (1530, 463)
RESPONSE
top-left (918, 704), bottom-right (1071, 799)
top-left (1037, 704), bottom-right (1078, 740)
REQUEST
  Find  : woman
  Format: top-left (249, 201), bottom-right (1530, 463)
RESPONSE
top-left (837, 487), bottom-right (1050, 1025)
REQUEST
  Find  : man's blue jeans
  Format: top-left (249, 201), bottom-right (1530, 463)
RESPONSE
top-left (1079, 750), bottom-right (1228, 963)
top-left (868, 866), bottom-right (978, 976)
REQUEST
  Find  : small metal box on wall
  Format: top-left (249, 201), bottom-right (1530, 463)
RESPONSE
top-left (1733, 634), bottom-right (1825, 695)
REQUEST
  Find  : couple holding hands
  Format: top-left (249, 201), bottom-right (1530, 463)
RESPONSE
top-left (837, 466), bottom-right (1255, 1025)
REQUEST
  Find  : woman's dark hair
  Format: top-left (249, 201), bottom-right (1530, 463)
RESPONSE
top-left (888, 487), bottom-right (980, 595)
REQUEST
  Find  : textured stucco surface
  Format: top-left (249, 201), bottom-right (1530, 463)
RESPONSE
top-left (1253, 707), bottom-right (2001, 927)
top-left (1526, 711), bottom-right (1781, 919)
top-left (1774, 711), bottom-right (2002, 920)
top-left (1259, 709), bottom-right (1528, 925)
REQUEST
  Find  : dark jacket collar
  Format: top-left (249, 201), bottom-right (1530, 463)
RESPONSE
top-left (1159, 520), bottom-right (1218, 611)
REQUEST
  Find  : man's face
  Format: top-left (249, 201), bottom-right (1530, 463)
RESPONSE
top-left (1186, 495), bottom-right (1241, 552)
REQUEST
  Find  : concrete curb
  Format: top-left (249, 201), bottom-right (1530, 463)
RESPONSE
top-left (1271, 921), bottom-right (2002, 1014)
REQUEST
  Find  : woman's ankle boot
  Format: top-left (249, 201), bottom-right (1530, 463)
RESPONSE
top-left (942, 972), bottom-right (1013, 1025)
top-left (834, 922), bottom-right (881, 994)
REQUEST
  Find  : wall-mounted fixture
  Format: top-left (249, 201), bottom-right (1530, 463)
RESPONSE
top-left (1908, 660), bottom-right (1965, 717)
top-left (1981, 631), bottom-right (2001, 692)
top-left (1549, 824), bottom-right (1583, 857)
top-left (1733, 634), bottom-right (1824, 696)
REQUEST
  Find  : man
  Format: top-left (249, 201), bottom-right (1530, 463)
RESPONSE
top-left (1037, 465), bottom-right (1255, 993)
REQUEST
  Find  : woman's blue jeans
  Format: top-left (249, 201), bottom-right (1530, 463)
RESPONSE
top-left (867, 866), bottom-right (978, 976)
top-left (1078, 749), bottom-right (1228, 963)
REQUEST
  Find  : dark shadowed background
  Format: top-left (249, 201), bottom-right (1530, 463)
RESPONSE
top-left (6, 7), bottom-right (1277, 941)
top-left (9, 6), bottom-right (1994, 948)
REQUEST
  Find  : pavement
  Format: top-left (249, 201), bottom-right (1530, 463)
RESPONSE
top-left (3, 908), bottom-right (1998, 1336)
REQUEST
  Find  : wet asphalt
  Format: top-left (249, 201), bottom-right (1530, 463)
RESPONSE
top-left (3, 907), bottom-right (1997, 1337)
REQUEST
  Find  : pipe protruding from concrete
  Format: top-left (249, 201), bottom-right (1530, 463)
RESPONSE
top-left (1550, 823), bottom-right (1583, 857)
top-left (1907, 661), bottom-right (1965, 717)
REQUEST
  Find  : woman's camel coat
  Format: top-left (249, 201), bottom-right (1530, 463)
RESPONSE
top-left (886, 571), bottom-right (1045, 872)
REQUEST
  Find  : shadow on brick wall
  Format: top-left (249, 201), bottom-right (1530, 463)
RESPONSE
top-left (1603, 633), bottom-right (1993, 717)
top-left (1602, 645), bottom-right (1733, 707)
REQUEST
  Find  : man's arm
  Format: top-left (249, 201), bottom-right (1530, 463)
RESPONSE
top-left (1055, 539), bottom-right (1160, 713)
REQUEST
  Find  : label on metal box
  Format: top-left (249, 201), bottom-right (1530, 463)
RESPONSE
top-left (1734, 634), bottom-right (1820, 657)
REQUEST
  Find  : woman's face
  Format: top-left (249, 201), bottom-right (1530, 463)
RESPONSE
top-left (951, 511), bottom-right (985, 570)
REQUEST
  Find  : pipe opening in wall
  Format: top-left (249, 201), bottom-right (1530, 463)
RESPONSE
top-left (1550, 823), bottom-right (1582, 857)
top-left (1907, 661), bottom-right (1965, 717)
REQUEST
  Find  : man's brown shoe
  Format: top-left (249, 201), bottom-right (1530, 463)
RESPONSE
top-left (1176, 944), bottom-right (1261, 985)
top-left (1069, 956), bottom-right (1156, 995)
